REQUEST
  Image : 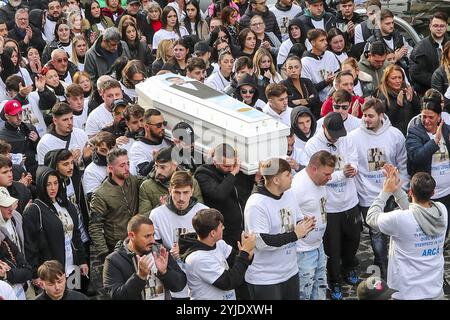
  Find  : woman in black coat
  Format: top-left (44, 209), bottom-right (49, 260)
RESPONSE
top-left (281, 55), bottom-right (321, 119)
top-left (23, 167), bottom-right (88, 282)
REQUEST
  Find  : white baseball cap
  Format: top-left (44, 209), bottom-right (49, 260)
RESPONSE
top-left (0, 187), bottom-right (18, 208)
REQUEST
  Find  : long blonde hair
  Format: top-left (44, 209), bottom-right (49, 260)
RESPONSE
top-left (71, 35), bottom-right (88, 66)
top-left (253, 48), bottom-right (276, 79)
top-left (156, 39), bottom-right (174, 63)
top-left (378, 64), bottom-right (405, 105)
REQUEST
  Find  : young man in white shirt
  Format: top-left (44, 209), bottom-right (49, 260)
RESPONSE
top-left (149, 171), bottom-right (208, 299)
top-left (129, 108), bottom-right (170, 176)
top-left (117, 104), bottom-right (145, 152)
top-left (367, 167), bottom-right (447, 300)
top-left (85, 79), bottom-right (123, 138)
top-left (304, 113), bottom-right (361, 299)
top-left (36, 102), bottom-right (88, 165)
top-left (66, 84), bottom-right (88, 130)
top-left (180, 208), bottom-right (256, 300)
top-left (262, 83), bottom-right (292, 126)
top-left (348, 98), bottom-right (408, 279)
top-left (301, 29), bottom-right (341, 103)
top-left (291, 150), bottom-right (336, 300)
top-left (245, 157), bottom-right (316, 300)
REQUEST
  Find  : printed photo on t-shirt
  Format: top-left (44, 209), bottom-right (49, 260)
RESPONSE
top-left (22, 106), bottom-right (39, 126)
top-left (433, 140), bottom-right (449, 164)
top-left (145, 258), bottom-right (165, 300)
top-left (320, 197), bottom-right (327, 224)
top-left (320, 69), bottom-right (334, 81)
top-left (367, 147), bottom-right (386, 171)
top-left (334, 154), bottom-right (344, 171)
top-left (280, 17), bottom-right (289, 36)
top-left (279, 208), bottom-right (294, 233)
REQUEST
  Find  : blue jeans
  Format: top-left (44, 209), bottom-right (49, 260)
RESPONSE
top-left (297, 244), bottom-right (328, 300)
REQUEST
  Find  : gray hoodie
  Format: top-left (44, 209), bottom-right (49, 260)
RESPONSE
top-left (410, 202), bottom-right (447, 236)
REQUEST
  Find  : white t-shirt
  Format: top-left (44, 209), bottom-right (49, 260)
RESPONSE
top-left (150, 202), bottom-right (208, 299)
top-left (152, 27), bottom-right (189, 50)
top-left (184, 240), bottom-right (236, 300)
top-left (37, 128), bottom-right (88, 165)
top-left (244, 189), bottom-right (301, 285)
top-left (83, 162), bottom-right (107, 195)
top-left (262, 103), bottom-right (292, 126)
top-left (204, 71), bottom-right (230, 92)
top-left (291, 169), bottom-right (327, 252)
top-left (427, 132), bottom-right (450, 199)
top-left (85, 103), bottom-right (113, 137)
top-left (44, 18), bottom-right (57, 43)
top-left (269, 5), bottom-right (302, 41)
top-left (377, 203), bottom-right (448, 300)
top-left (0, 281), bottom-right (17, 300)
top-left (72, 103), bottom-right (89, 130)
top-left (129, 139), bottom-right (170, 175)
top-left (53, 202), bottom-right (75, 276)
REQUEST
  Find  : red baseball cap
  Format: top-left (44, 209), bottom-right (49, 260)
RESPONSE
top-left (4, 100), bottom-right (23, 116)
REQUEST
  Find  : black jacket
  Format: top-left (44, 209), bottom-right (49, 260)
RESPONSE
top-left (239, 7), bottom-right (282, 41)
top-left (22, 167), bottom-right (87, 278)
top-left (295, 10), bottom-right (337, 36)
top-left (179, 233), bottom-right (251, 292)
top-left (281, 77), bottom-right (321, 119)
top-left (431, 66), bottom-right (450, 112)
top-left (8, 182), bottom-right (32, 215)
top-left (7, 25), bottom-right (47, 57)
top-left (103, 239), bottom-right (186, 300)
top-left (290, 106), bottom-right (317, 144)
top-left (194, 164), bottom-right (254, 249)
top-left (36, 289), bottom-right (88, 300)
top-left (335, 11), bottom-right (364, 44)
top-left (406, 119), bottom-right (450, 176)
top-left (0, 122), bottom-right (39, 178)
top-left (0, 3), bottom-right (27, 29)
top-left (409, 35), bottom-right (449, 95)
top-left (375, 88), bottom-right (420, 136)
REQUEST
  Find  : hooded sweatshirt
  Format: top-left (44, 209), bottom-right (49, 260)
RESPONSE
top-left (301, 50), bottom-right (341, 102)
top-left (367, 189), bottom-right (448, 300)
top-left (290, 106), bottom-right (317, 150)
top-left (244, 185), bottom-right (301, 285)
top-left (304, 129), bottom-right (359, 213)
top-left (348, 115), bottom-right (408, 207)
top-left (179, 233), bottom-right (250, 300)
top-left (276, 18), bottom-right (305, 66)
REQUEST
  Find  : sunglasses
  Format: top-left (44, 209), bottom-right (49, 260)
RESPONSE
top-left (56, 57), bottom-right (68, 63)
top-left (241, 89), bottom-right (255, 94)
top-left (333, 104), bottom-right (349, 110)
top-left (148, 120), bottom-right (167, 128)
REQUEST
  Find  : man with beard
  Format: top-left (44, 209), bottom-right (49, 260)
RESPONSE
top-left (149, 171), bottom-right (208, 299)
top-left (82, 131), bottom-right (116, 201)
top-left (410, 12), bottom-right (449, 95)
top-left (116, 104), bottom-right (145, 152)
top-left (44, 0), bottom-right (63, 43)
top-left (269, 0), bottom-right (302, 42)
top-left (103, 215), bottom-right (186, 300)
top-left (89, 148), bottom-right (144, 263)
top-left (36, 102), bottom-right (89, 166)
top-left (129, 109), bottom-right (170, 177)
top-left (139, 147), bottom-right (203, 216)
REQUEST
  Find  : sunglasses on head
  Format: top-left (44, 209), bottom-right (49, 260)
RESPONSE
top-left (56, 57), bottom-right (68, 63)
top-left (241, 89), bottom-right (255, 94)
top-left (333, 104), bottom-right (349, 110)
top-left (148, 120), bottom-right (168, 128)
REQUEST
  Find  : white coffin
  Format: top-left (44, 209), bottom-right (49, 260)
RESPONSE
top-left (136, 73), bottom-right (290, 174)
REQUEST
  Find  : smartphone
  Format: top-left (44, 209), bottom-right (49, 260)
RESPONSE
top-left (151, 244), bottom-right (160, 257)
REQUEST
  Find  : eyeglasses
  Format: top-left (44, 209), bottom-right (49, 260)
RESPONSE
top-left (251, 22), bottom-right (264, 27)
top-left (55, 57), bottom-right (68, 63)
top-left (241, 89), bottom-right (255, 94)
top-left (333, 104), bottom-right (349, 110)
top-left (148, 120), bottom-right (167, 128)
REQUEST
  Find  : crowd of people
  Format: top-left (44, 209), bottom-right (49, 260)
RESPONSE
top-left (0, 0), bottom-right (449, 301)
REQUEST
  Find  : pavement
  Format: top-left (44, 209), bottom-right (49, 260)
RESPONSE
top-left (340, 227), bottom-right (450, 300)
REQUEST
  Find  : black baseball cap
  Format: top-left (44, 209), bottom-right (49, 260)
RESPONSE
top-left (155, 147), bottom-right (174, 163)
top-left (111, 98), bottom-right (129, 112)
top-left (172, 122), bottom-right (199, 144)
top-left (127, 0), bottom-right (140, 5)
top-left (323, 112), bottom-right (346, 140)
top-left (194, 41), bottom-right (211, 54)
